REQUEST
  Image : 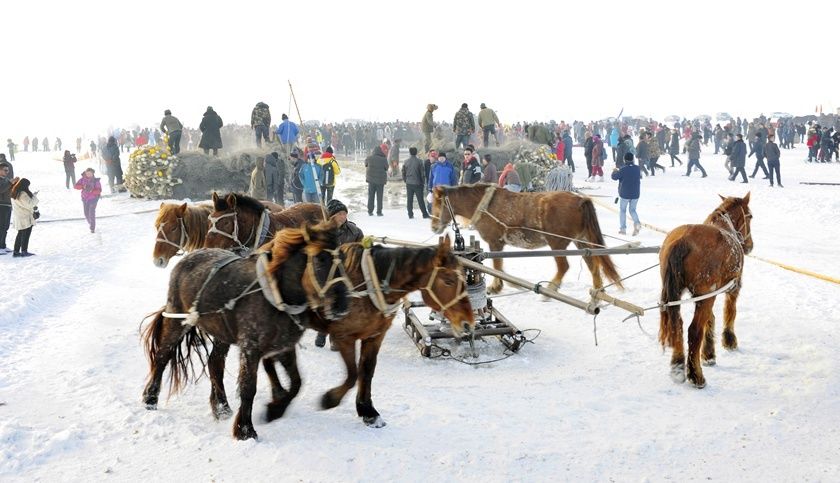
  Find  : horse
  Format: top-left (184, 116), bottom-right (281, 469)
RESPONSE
top-left (659, 193), bottom-right (753, 389)
top-left (153, 198), bottom-right (289, 268)
top-left (282, 235), bottom-right (476, 428)
top-left (430, 183), bottom-right (623, 294)
top-left (141, 220), bottom-right (349, 440)
top-left (153, 202), bottom-right (214, 268)
top-left (203, 192), bottom-right (325, 254)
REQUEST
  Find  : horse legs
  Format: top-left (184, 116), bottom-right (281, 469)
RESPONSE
top-left (142, 317), bottom-right (190, 410)
top-left (356, 332), bottom-right (387, 428)
top-left (663, 309), bottom-right (687, 384)
top-left (265, 348), bottom-right (301, 422)
top-left (208, 340), bottom-right (232, 420)
top-left (262, 357), bottom-right (286, 402)
top-left (321, 336), bottom-right (358, 410)
top-left (686, 299), bottom-right (714, 389)
top-left (232, 348), bottom-right (261, 440)
top-left (722, 288), bottom-right (740, 350)
top-left (547, 239), bottom-right (572, 291)
top-left (702, 312), bottom-right (717, 366)
top-left (488, 241), bottom-right (505, 294)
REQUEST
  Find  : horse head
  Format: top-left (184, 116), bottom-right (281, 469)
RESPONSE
top-left (420, 235), bottom-right (475, 336)
top-left (430, 186), bottom-right (451, 234)
top-left (269, 219), bottom-right (349, 321)
top-left (204, 192), bottom-right (257, 253)
top-left (717, 191), bottom-right (754, 254)
top-left (153, 202), bottom-right (188, 268)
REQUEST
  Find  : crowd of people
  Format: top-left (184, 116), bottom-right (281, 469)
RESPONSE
top-left (3, 100), bottom-right (839, 259)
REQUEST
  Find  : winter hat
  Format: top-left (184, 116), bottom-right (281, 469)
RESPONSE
top-left (327, 199), bottom-right (348, 217)
top-left (480, 103), bottom-right (486, 109)
top-left (461, 103), bottom-right (468, 109)
top-left (325, 146), bottom-right (333, 154)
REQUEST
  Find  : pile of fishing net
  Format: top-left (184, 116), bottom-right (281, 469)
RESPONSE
top-left (124, 144), bottom-right (182, 199)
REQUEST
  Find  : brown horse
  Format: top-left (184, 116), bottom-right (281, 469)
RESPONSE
top-left (141, 220), bottom-right (348, 440)
top-left (272, 235), bottom-right (475, 428)
top-left (153, 198), bottom-right (289, 268)
top-left (153, 202), bottom-right (214, 268)
top-left (204, 192), bottom-right (324, 254)
top-left (659, 193), bottom-right (753, 388)
top-left (430, 183), bottom-right (622, 294)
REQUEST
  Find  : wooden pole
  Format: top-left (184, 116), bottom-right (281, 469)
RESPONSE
top-left (288, 80), bottom-right (327, 220)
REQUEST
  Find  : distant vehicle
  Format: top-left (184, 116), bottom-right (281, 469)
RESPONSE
top-left (716, 112), bottom-right (733, 121)
top-left (664, 114), bottom-right (681, 123)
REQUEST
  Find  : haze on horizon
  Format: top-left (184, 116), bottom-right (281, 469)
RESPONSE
top-left (2, 0), bottom-right (837, 139)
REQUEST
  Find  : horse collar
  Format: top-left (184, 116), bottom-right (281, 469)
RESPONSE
top-left (469, 185), bottom-right (497, 227)
top-left (361, 248), bottom-right (403, 316)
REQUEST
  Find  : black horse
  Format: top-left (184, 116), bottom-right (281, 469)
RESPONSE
top-left (141, 221), bottom-right (348, 440)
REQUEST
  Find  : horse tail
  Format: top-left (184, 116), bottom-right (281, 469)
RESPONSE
top-left (579, 197), bottom-right (623, 289)
top-left (659, 240), bottom-right (689, 348)
top-left (141, 308), bottom-right (209, 396)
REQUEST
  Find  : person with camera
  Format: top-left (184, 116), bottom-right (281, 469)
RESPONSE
top-left (10, 178), bottom-right (38, 257)
top-left (0, 162), bottom-right (17, 254)
top-left (611, 152), bottom-right (642, 236)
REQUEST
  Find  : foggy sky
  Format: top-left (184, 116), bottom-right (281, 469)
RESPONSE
top-left (2, 0), bottom-right (837, 139)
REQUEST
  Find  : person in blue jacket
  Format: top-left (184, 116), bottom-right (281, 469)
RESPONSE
top-left (609, 125), bottom-right (620, 163)
top-left (298, 153), bottom-right (321, 202)
top-left (611, 152), bottom-right (642, 236)
top-left (428, 151), bottom-right (457, 190)
top-left (276, 114), bottom-right (299, 160)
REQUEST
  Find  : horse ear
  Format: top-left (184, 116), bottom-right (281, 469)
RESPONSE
top-left (437, 234), bottom-right (451, 261)
top-left (160, 202), bottom-right (165, 209)
top-left (433, 186), bottom-right (445, 199)
top-left (226, 193), bottom-right (236, 208)
top-left (178, 202), bottom-right (188, 215)
top-left (718, 194), bottom-right (726, 201)
top-left (742, 191), bottom-right (751, 204)
top-left (211, 192), bottom-right (219, 206)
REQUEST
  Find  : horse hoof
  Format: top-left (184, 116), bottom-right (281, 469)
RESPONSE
top-left (722, 331), bottom-right (738, 351)
top-left (321, 392), bottom-right (341, 410)
top-left (670, 365), bottom-right (686, 384)
top-left (213, 403), bottom-right (233, 420)
top-left (689, 377), bottom-right (707, 389)
top-left (233, 424), bottom-right (258, 441)
top-left (144, 403), bottom-right (157, 411)
top-left (703, 358), bottom-right (716, 367)
top-left (264, 400), bottom-right (290, 422)
top-left (363, 415), bottom-right (387, 428)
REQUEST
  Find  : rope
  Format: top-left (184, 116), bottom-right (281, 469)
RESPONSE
top-left (426, 329), bottom-right (541, 365)
top-left (601, 263), bottom-right (660, 290)
top-left (36, 207), bottom-right (158, 224)
top-left (591, 196), bottom-right (840, 286)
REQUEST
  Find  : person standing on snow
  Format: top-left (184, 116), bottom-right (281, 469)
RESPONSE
top-left (748, 132), bottom-right (769, 179)
top-left (263, 151), bottom-right (286, 205)
top-left (298, 153), bottom-right (321, 203)
top-left (611, 152), bottom-right (642, 236)
top-left (683, 132), bottom-right (707, 177)
top-left (401, 147), bottom-right (429, 219)
top-left (317, 146), bottom-right (340, 202)
top-left (365, 145), bottom-right (388, 216)
top-left (478, 103), bottom-right (501, 147)
top-left (198, 106), bottom-right (223, 156)
top-left (728, 133), bottom-right (749, 183)
top-left (251, 101), bottom-right (271, 147)
top-left (453, 103), bottom-right (475, 150)
top-left (765, 134), bottom-right (783, 187)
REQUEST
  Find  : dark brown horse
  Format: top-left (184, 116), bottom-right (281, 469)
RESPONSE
top-left (269, 235), bottom-right (475, 428)
top-left (153, 202), bottom-right (214, 268)
top-left (430, 183), bottom-right (622, 294)
top-left (659, 193), bottom-right (753, 388)
top-left (153, 198), bottom-right (289, 268)
top-left (204, 192), bottom-right (324, 254)
top-left (141, 220), bottom-right (348, 440)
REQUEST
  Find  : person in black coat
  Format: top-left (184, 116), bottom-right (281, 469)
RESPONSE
top-left (264, 151), bottom-right (286, 205)
top-left (728, 133), bottom-right (748, 183)
top-left (364, 146), bottom-right (388, 216)
top-left (401, 147), bottom-right (429, 219)
top-left (748, 133), bottom-right (769, 179)
top-left (668, 131), bottom-right (683, 166)
top-left (198, 106), bottom-right (223, 156)
top-left (102, 136), bottom-right (124, 192)
top-left (765, 134), bottom-right (782, 187)
top-left (289, 151), bottom-right (304, 203)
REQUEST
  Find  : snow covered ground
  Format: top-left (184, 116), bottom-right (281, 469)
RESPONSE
top-left (1, 145), bottom-right (839, 482)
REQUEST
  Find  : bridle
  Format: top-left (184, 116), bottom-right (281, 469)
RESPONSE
top-left (207, 210), bottom-right (259, 254)
top-left (156, 218), bottom-right (189, 255)
top-left (717, 206), bottom-right (752, 247)
top-left (421, 263), bottom-right (469, 313)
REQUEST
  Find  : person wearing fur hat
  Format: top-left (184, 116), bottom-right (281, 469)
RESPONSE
top-left (421, 104), bottom-right (438, 152)
top-left (74, 168), bottom-right (102, 233)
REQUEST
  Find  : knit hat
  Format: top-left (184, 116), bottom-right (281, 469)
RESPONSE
top-left (327, 199), bottom-right (348, 217)
top-left (325, 146), bottom-right (333, 153)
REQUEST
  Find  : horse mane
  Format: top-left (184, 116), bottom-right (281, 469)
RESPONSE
top-left (340, 243), bottom-right (439, 285)
top-left (272, 202), bottom-right (325, 227)
top-left (267, 227), bottom-right (310, 274)
top-left (216, 192), bottom-right (267, 215)
top-left (704, 196), bottom-right (743, 225)
top-left (184, 204), bottom-right (213, 251)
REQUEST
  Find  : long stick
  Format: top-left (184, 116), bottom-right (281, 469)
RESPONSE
top-left (799, 182), bottom-right (840, 186)
top-left (288, 80), bottom-right (304, 129)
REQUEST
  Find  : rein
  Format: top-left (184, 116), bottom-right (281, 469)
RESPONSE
top-left (208, 209), bottom-right (270, 254)
top-left (156, 217), bottom-right (189, 254)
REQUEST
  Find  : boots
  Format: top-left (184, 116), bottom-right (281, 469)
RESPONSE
top-left (632, 224), bottom-right (641, 236)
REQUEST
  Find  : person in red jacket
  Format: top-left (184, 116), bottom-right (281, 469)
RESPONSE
top-left (806, 129), bottom-right (819, 162)
top-left (74, 168), bottom-right (102, 233)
